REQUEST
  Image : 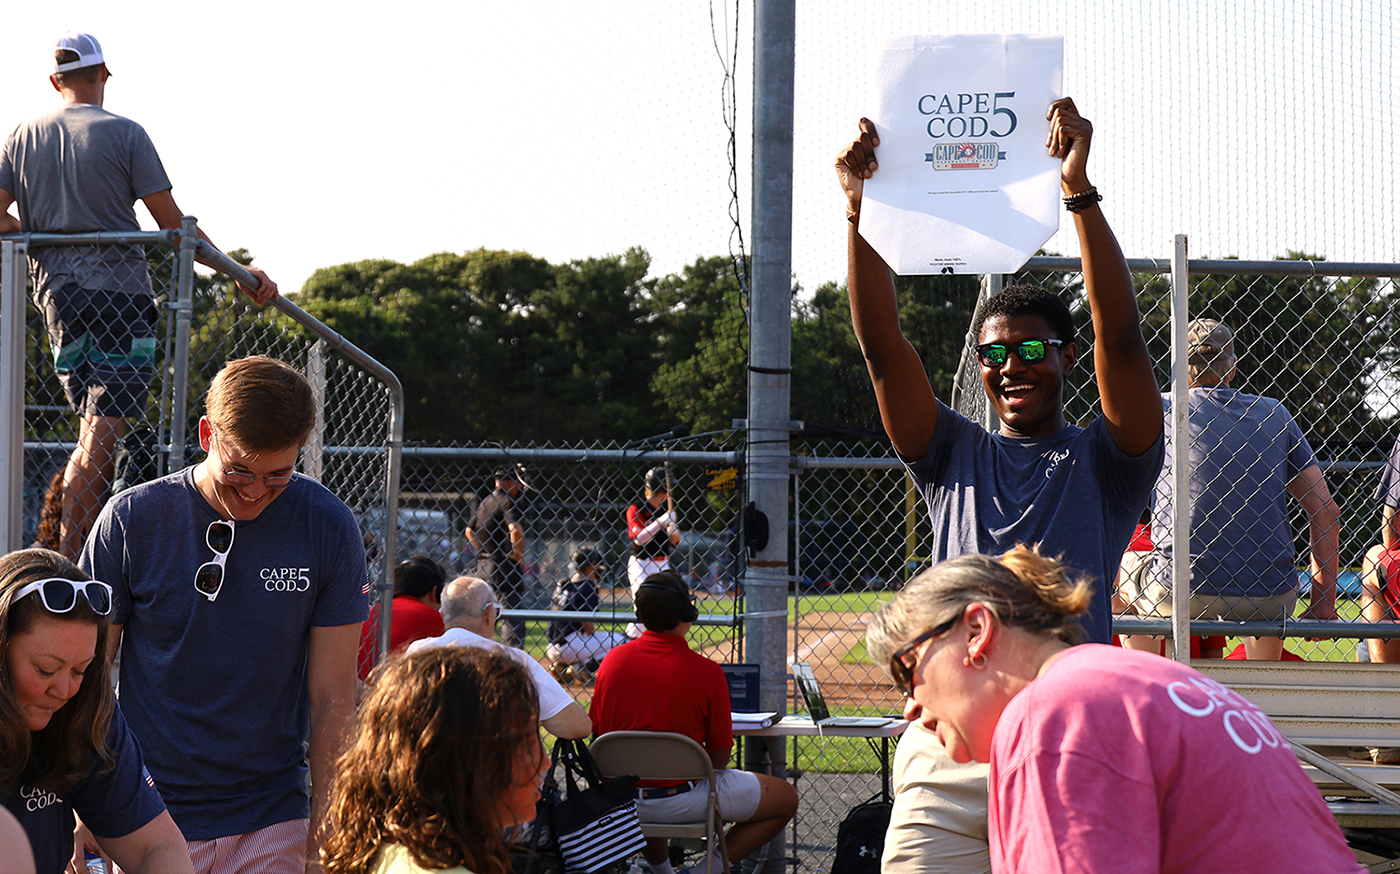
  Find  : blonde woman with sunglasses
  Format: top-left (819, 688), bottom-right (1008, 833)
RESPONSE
top-left (0, 548), bottom-right (190, 874)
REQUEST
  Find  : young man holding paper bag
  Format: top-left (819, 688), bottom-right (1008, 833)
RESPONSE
top-left (835, 97), bottom-right (1163, 871)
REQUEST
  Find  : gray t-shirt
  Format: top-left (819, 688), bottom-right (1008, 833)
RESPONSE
top-left (81, 466), bottom-right (369, 840)
top-left (907, 400), bottom-right (1163, 644)
top-left (1151, 386), bottom-right (1317, 597)
top-left (0, 104), bottom-right (171, 295)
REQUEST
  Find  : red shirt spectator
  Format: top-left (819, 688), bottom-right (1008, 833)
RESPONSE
top-left (357, 555), bottom-right (447, 679)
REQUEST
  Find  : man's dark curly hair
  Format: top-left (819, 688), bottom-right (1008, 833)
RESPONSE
top-left (971, 285), bottom-right (1075, 347)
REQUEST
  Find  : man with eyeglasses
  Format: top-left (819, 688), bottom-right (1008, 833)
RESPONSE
top-left (836, 99), bottom-right (1164, 874)
top-left (81, 356), bottom-right (367, 874)
top-left (408, 575), bottom-right (592, 739)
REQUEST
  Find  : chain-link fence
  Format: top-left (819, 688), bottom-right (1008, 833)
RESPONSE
top-left (342, 254), bottom-right (1400, 868)
top-left (771, 255), bottom-right (1400, 863)
top-left (0, 231), bottom-right (402, 680)
top-left (391, 444), bottom-right (747, 661)
top-left (9, 236), bottom-right (1400, 868)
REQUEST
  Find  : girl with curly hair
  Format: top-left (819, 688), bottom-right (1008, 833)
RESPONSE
top-left (322, 646), bottom-right (547, 874)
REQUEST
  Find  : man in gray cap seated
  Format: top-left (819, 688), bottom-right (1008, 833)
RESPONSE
top-left (1127, 318), bottom-right (1340, 659)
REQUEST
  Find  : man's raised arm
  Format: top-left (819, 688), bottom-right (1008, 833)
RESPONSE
top-left (1048, 98), bottom-right (1162, 457)
top-left (836, 119), bottom-right (940, 459)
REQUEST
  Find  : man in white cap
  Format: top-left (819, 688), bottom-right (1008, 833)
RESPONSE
top-left (1129, 318), bottom-right (1341, 659)
top-left (0, 33), bottom-right (278, 561)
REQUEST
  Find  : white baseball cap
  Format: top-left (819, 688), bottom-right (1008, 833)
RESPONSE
top-left (54, 32), bottom-right (107, 74)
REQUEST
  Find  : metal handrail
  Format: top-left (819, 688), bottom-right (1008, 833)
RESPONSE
top-left (1, 228), bottom-right (405, 661)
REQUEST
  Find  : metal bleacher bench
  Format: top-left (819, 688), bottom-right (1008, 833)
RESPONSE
top-left (1194, 660), bottom-right (1400, 869)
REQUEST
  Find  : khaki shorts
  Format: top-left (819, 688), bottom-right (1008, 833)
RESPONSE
top-left (637, 769), bottom-right (762, 824)
top-left (1130, 557), bottom-right (1299, 622)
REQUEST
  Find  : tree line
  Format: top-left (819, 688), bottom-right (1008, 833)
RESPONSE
top-left (286, 247), bottom-right (1400, 448)
top-left (23, 245), bottom-right (1385, 451)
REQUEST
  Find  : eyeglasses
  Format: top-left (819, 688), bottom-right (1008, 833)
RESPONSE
top-left (220, 468), bottom-right (296, 488)
top-left (210, 431), bottom-right (297, 488)
top-left (14, 578), bottom-right (112, 615)
top-left (888, 614), bottom-right (961, 698)
top-left (974, 338), bottom-right (1063, 368)
top-left (484, 602), bottom-right (503, 624)
top-left (195, 520), bottom-right (235, 602)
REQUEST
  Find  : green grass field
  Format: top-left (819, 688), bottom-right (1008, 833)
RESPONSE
top-left (520, 591), bottom-right (1370, 666)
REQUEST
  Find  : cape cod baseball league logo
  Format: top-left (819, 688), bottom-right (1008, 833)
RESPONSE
top-left (928, 141), bottom-right (1004, 170)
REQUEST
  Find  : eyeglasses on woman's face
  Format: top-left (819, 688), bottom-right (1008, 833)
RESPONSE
top-left (889, 613), bottom-right (962, 698)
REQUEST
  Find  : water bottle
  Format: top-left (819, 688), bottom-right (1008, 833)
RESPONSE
top-left (84, 852), bottom-right (107, 874)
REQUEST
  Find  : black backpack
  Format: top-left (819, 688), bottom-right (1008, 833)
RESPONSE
top-left (111, 426), bottom-right (159, 496)
top-left (831, 795), bottom-right (892, 874)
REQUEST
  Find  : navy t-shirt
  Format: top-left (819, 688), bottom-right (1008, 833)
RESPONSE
top-left (907, 400), bottom-right (1163, 644)
top-left (548, 576), bottom-right (599, 644)
top-left (3, 704), bottom-right (166, 874)
top-left (81, 467), bottom-right (368, 839)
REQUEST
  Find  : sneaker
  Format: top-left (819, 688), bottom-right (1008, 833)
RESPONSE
top-left (1347, 746), bottom-right (1400, 764)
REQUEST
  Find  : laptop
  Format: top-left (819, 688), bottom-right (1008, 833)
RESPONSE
top-left (791, 662), bottom-right (895, 728)
top-left (721, 663), bottom-right (761, 712)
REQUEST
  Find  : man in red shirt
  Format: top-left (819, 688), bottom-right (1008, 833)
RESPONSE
top-left (356, 555), bottom-right (446, 679)
top-left (590, 572), bottom-right (797, 874)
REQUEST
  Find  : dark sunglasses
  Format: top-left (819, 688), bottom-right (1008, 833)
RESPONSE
top-left (889, 613), bottom-right (962, 698)
top-left (14, 578), bottom-right (113, 615)
top-left (975, 338), bottom-right (1063, 368)
top-left (195, 520), bottom-right (235, 602)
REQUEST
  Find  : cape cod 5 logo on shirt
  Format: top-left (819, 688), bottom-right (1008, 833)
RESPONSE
top-left (262, 567), bottom-right (312, 592)
top-left (20, 786), bottom-right (60, 811)
top-left (1042, 447), bottom-right (1071, 479)
top-left (1165, 675), bottom-right (1283, 755)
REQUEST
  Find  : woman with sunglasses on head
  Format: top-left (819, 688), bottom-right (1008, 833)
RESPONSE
top-left (0, 548), bottom-right (191, 874)
top-left (321, 646), bottom-right (548, 874)
top-left (866, 545), bottom-right (1363, 874)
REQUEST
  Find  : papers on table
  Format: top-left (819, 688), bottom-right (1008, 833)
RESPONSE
top-left (731, 711), bottom-right (778, 730)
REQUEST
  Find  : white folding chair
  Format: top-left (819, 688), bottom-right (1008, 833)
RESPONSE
top-left (589, 731), bottom-right (731, 874)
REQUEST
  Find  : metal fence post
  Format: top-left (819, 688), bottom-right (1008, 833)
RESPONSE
top-left (169, 216), bottom-right (198, 470)
top-left (982, 273), bottom-right (1002, 432)
top-left (1169, 234), bottom-right (1191, 661)
top-left (751, 0), bottom-right (796, 867)
top-left (305, 339), bottom-right (327, 482)
top-left (0, 241), bottom-right (25, 552)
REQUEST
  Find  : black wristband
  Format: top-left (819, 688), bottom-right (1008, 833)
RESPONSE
top-left (1064, 186), bottom-right (1102, 213)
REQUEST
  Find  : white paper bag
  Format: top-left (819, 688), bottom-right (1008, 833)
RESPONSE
top-left (860, 34), bottom-right (1064, 275)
